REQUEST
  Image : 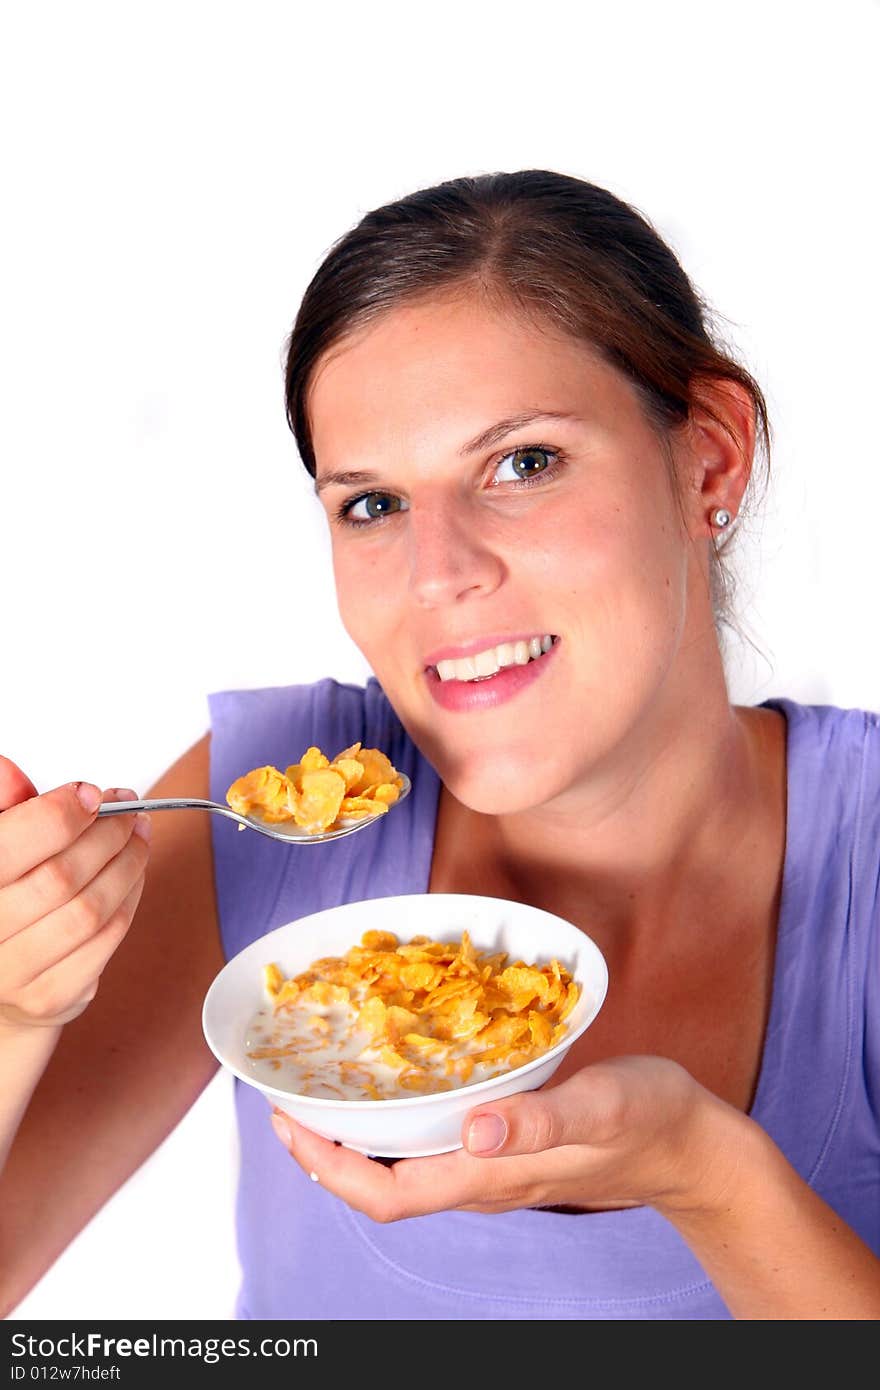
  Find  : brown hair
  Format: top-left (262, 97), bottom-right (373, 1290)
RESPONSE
top-left (284, 169), bottom-right (770, 628)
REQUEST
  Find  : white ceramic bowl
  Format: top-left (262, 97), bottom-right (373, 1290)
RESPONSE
top-left (202, 892), bottom-right (608, 1157)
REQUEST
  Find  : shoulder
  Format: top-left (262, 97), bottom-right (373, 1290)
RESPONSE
top-left (762, 695), bottom-right (879, 913)
top-left (767, 696), bottom-right (879, 954)
top-left (206, 676), bottom-right (420, 789)
top-left (207, 676), bottom-right (394, 750)
top-left (207, 676), bottom-right (379, 730)
top-left (762, 697), bottom-right (880, 801)
top-left (763, 695), bottom-right (880, 743)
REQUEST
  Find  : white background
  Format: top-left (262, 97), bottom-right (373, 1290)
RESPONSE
top-left (3, 0), bottom-right (878, 1319)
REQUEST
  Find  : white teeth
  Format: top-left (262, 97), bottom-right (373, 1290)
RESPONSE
top-left (434, 635), bottom-right (555, 682)
top-left (473, 648), bottom-right (501, 678)
top-left (456, 655), bottom-right (477, 680)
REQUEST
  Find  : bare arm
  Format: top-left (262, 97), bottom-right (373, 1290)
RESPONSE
top-left (0, 733), bottom-right (225, 1316)
top-left (656, 1100), bottom-right (880, 1320)
top-left (0, 1023), bottom-right (64, 1175)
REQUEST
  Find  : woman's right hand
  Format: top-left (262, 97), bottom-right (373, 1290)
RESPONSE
top-left (0, 756), bottom-right (152, 1030)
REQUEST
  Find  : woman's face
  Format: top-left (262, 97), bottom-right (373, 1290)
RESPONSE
top-left (309, 292), bottom-right (715, 816)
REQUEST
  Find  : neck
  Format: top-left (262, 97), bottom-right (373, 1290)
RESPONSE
top-left (444, 677), bottom-right (786, 945)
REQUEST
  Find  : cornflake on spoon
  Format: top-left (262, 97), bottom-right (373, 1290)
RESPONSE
top-left (226, 743), bottom-right (405, 835)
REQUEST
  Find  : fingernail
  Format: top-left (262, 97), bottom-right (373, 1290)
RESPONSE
top-left (467, 1114), bottom-right (507, 1154)
top-left (271, 1111), bottom-right (292, 1147)
top-left (75, 782), bottom-right (102, 813)
top-left (133, 813), bottom-right (152, 843)
top-left (110, 787), bottom-right (138, 801)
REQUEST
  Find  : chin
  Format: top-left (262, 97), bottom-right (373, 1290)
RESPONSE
top-left (383, 683), bottom-right (581, 813)
top-left (437, 756), bottom-right (567, 818)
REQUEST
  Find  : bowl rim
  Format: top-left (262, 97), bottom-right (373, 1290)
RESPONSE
top-left (202, 891), bottom-right (608, 1110)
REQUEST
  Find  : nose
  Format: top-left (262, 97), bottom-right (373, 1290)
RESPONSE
top-left (406, 497), bottom-right (505, 608)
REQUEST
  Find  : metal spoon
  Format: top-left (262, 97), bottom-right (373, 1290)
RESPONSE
top-left (96, 773), bottom-right (411, 844)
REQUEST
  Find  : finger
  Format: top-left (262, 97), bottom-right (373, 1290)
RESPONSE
top-left (0, 822), bottom-right (151, 985)
top-left (463, 1068), bottom-right (622, 1157)
top-left (0, 755), bottom-right (39, 810)
top-left (0, 789), bottom-right (144, 945)
top-left (270, 1110), bottom-right (483, 1222)
top-left (1, 875), bottom-right (146, 1026)
top-left (0, 780), bottom-right (108, 889)
top-left (269, 1112), bottom-right (397, 1213)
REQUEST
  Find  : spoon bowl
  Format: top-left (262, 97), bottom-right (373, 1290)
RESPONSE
top-left (96, 774), bottom-right (411, 844)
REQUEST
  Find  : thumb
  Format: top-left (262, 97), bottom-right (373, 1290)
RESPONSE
top-left (0, 755), bottom-right (39, 813)
top-left (464, 1075), bottom-right (596, 1157)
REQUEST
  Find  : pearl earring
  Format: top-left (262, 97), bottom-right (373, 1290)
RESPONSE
top-left (711, 508), bottom-right (732, 529)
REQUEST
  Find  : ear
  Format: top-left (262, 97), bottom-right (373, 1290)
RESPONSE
top-left (679, 378), bottom-right (756, 538)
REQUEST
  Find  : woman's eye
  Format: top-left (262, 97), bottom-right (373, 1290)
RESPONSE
top-left (344, 492), bottom-right (407, 523)
top-left (492, 446), bottom-right (553, 484)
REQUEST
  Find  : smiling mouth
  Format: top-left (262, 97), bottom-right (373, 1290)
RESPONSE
top-left (427, 635), bottom-right (558, 683)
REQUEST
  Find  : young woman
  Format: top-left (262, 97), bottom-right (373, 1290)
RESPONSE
top-left (2, 171), bottom-right (878, 1320)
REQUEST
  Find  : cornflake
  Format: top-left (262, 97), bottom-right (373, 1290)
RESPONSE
top-left (226, 742), bottom-right (405, 835)
top-left (245, 930), bottom-right (581, 1100)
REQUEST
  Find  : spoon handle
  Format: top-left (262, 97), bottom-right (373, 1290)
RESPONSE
top-left (96, 797), bottom-right (238, 818)
top-left (94, 797), bottom-right (351, 844)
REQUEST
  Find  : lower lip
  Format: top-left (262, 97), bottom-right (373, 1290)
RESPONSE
top-left (423, 642), bottom-right (560, 712)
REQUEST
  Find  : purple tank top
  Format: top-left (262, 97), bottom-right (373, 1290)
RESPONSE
top-left (207, 680), bottom-right (880, 1320)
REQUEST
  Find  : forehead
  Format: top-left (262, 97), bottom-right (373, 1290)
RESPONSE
top-left (307, 293), bottom-right (616, 470)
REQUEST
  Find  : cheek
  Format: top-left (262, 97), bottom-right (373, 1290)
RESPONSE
top-left (332, 545), bottom-right (401, 653)
top-left (508, 515), bottom-right (687, 742)
top-left (577, 530), bottom-right (687, 689)
top-left (550, 501), bottom-right (685, 628)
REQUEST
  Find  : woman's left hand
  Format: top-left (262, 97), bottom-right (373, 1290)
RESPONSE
top-left (268, 1055), bottom-right (744, 1221)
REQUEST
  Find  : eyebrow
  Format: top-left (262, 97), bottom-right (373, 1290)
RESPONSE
top-left (314, 469), bottom-right (380, 495)
top-left (459, 409), bottom-right (581, 456)
top-left (313, 410), bottom-right (581, 495)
